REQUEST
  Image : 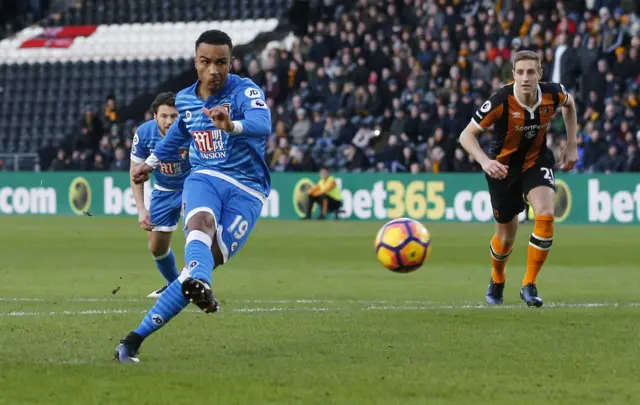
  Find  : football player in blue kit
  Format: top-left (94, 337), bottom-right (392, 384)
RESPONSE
top-left (114, 29), bottom-right (271, 363)
top-left (129, 92), bottom-right (191, 298)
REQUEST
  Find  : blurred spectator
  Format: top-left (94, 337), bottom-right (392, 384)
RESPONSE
top-left (595, 144), bottom-right (626, 172)
top-left (50, 149), bottom-right (66, 171)
top-left (270, 137), bottom-right (290, 169)
top-left (290, 108), bottom-right (311, 145)
top-left (453, 148), bottom-right (473, 172)
top-left (93, 154), bottom-right (107, 171)
top-left (625, 142), bottom-right (640, 171)
top-left (104, 95), bottom-right (118, 124)
top-left (344, 144), bottom-right (370, 172)
top-left (110, 147), bottom-right (129, 171)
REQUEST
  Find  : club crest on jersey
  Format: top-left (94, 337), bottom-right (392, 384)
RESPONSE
top-left (179, 148), bottom-right (189, 160)
top-left (191, 130), bottom-right (227, 159)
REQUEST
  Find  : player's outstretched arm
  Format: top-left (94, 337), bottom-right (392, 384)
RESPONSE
top-left (231, 106), bottom-right (271, 137)
top-left (145, 119), bottom-right (191, 168)
top-left (459, 123), bottom-right (508, 180)
top-left (203, 103), bottom-right (271, 138)
top-left (225, 86), bottom-right (272, 137)
top-left (560, 92), bottom-right (579, 171)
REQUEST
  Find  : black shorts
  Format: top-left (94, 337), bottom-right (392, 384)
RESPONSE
top-left (325, 196), bottom-right (342, 212)
top-left (306, 194), bottom-right (342, 217)
top-left (486, 159), bottom-right (556, 223)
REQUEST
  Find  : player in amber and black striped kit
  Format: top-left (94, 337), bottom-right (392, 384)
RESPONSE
top-left (459, 51), bottom-right (579, 307)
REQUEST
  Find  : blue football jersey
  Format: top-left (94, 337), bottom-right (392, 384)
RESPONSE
top-left (149, 74), bottom-right (272, 198)
top-left (131, 120), bottom-right (191, 190)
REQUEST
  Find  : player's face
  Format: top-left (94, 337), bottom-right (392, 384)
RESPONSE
top-left (195, 43), bottom-right (232, 93)
top-left (154, 105), bottom-right (179, 135)
top-left (513, 59), bottom-right (542, 96)
top-left (320, 168), bottom-right (328, 179)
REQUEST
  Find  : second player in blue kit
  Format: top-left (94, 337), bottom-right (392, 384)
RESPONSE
top-left (115, 29), bottom-right (271, 363)
top-left (129, 92), bottom-right (192, 297)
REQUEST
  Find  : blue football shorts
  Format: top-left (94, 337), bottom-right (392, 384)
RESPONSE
top-left (182, 171), bottom-right (264, 264)
top-left (149, 189), bottom-right (183, 232)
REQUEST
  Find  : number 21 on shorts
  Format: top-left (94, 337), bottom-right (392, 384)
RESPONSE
top-left (541, 167), bottom-right (555, 185)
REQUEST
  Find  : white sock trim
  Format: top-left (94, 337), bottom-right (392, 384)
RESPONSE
top-left (186, 230), bottom-right (213, 248)
top-left (529, 241), bottom-right (552, 251)
top-left (532, 233), bottom-right (553, 241)
top-left (153, 248), bottom-right (172, 260)
top-left (178, 267), bottom-right (190, 283)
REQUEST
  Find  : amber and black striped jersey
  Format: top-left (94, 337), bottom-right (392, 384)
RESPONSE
top-left (471, 82), bottom-right (569, 175)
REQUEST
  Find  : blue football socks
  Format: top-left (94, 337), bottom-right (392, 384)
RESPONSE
top-left (184, 230), bottom-right (215, 285)
top-left (153, 248), bottom-right (179, 283)
top-left (135, 278), bottom-right (188, 338)
top-left (134, 230), bottom-right (215, 339)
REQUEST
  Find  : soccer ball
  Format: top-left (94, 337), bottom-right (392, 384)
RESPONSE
top-left (375, 218), bottom-right (431, 273)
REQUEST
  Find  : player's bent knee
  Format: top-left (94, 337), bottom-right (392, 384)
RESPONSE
top-left (530, 200), bottom-right (555, 217)
top-left (495, 220), bottom-right (518, 246)
top-left (186, 211), bottom-right (216, 236)
top-left (496, 232), bottom-right (516, 246)
top-left (149, 242), bottom-right (171, 258)
top-left (149, 232), bottom-right (172, 258)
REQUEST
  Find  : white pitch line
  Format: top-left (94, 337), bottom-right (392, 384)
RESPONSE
top-left (1, 297), bottom-right (433, 304)
top-left (0, 297), bottom-right (46, 302)
top-left (1, 309), bottom-right (145, 317)
top-left (0, 307), bottom-right (331, 317)
top-left (234, 307), bottom-right (331, 313)
top-left (0, 302), bottom-right (639, 318)
top-left (3, 297), bottom-right (640, 308)
top-left (365, 302), bottom-right (640, 310)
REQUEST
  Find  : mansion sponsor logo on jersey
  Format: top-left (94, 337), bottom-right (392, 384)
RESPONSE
top-left (191, 130), bottom-right (226, 159)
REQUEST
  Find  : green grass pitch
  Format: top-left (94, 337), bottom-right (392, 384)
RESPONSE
top-left (0, 217), bottom-right (639, 405)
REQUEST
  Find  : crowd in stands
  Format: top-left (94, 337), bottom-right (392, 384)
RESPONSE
top-left (44, 0), bottom-right (640, 174)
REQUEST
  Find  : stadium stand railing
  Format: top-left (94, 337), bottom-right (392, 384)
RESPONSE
top-left (0, 153), bottom-right (41, 172)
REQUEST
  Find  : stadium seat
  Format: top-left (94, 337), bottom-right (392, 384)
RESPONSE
top-left (0, 56), bottom-right (197, 152)
top-left (0, 0), bottom-right (285, 154)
